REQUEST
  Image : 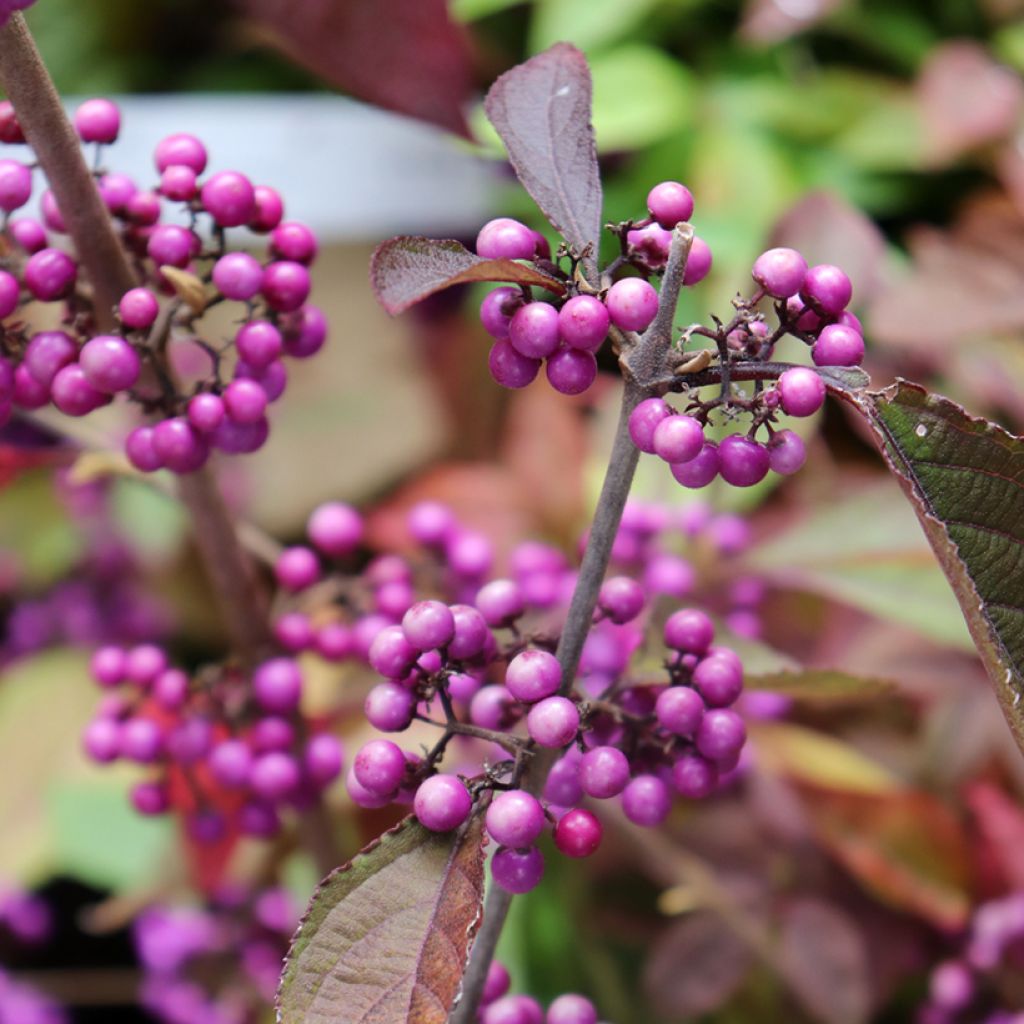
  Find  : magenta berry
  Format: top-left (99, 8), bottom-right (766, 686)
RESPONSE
top-left (147, 224), bottom-right (196, 268)
top-left (236, 321), bottom-right (283, 370)
top-left (368, 624), bottom-right (417, 679)
top-left (768, 429), bottom-right (807, 475)
top-left (485, 790), bottom-right (545, 848)
top-left (717, 434), bottom-right (770, 487)
top-left (9, 217), bottom-right (46, 252)
top-left (151, 417), bottom-right (209, 473)
top-left (752, 247), bottom-right (807, 298)
top-left (200, 170), bottom-right (255, 227)
top-left (670, 440), bottom-right (719, 488)
top-left (491, 845), bottom-right (544, 894)
top-left (812, 323), bottom-right (865, 367)
top-left (125, 426), bottom-right (162, 472)
top-left (364, 682), bottom-right (415, 732)
top-left (527, 695), bottom-right (579, 748)
top-left (252, 657), bottom-right (303, 713)
top-left (482, 961), bottom-right (511, 1005)
top-left (553, 808), bottom-right (603, 859)
top-left (693, 653), bottom-right (743, 707)
top-left (24, 247), bottom-right (76, 300)
top-left (250, 185), bottom-right (284, 232)
top-left (307, 501), bottom-right (363, 557)
top-left (83, 718), bottom-right (121, 763)
top-left (578, 745), bottom-right (630, 799)
top-left (414, 774), bottom-right (472, 832)
top-left (505, 649), bottom-right (561, 703)
top-left (187, 392), bottom-right (225, 433)
top-left (509, 301), bottom-right (560, 359)
top-left (480, 287), bottom-right (521, 340)
top-left (353, 739), bottom-right (406, 797)
top-left (261, 260), bottom-right (310, 312)
top-left (664, 608), bottom-right (714, 654)
top-left (270, 221), bottom-right (317, 264)
top-left (154, 133), bottom-right (207, 173)
top-left (475, 579), bottom-right (525, 627)
top-left (696, 708), bottom-right (747, 765)
top-left (547, 994), bottom-right (598, 1024)
top-left (79, 335), bottom-right (140, 393)
top-left (476, 217), bottom-right (537, 260)
top-left (488, 340), bottom-right (541, 389)
top-left (212, 252), bottom-right (263, 301)
top-left (546, 347), bottom-right (597, 395)
top-left (90, 645), bottom-right (126, 686)
top-left (51, 365), bottom-right (108, 417)
top-left (628, 397), bottom-right (671, 453)
top-left (224, 378), bottom-right (268, 425)
top-left (682, 236), bottom-right (713, 286)
top-left (274, 546), bottom-right (320, 592)
top-left (304, 734), bottom-right (344, 787)
top-left (627, 222), bottom-right (672, 267)
top-left (558, 295), bottom-right (610, 352)
top-left (652, 414), bottom-right (704, 464)
top-left (23, 331), bottom-right (76, 386)
top-left (209, 740), bottom-right (253, 789)
top-left (621, 774), bottom-right (672, 827)
top-left (778, 366), bottom-right (825, 417)
top-left (401, 600), bottom-right (455, 651)
top-left (119, 287), bottom-right (159, 330)
top-left (672, 753), bottom-right (718, 798)
top-left (250, 751), bottom-right (300, 802)
top-left (159, 164), bottom-right (197, 201)
top-left (801, 263), bottom-right (852, 315)
top-left (605, 278), bottom-right (658, 332)
top-left (74, 98), bottom-right (120, 144)
top-left (597, 576), bottom-right (644, 624)
top-left (647, 181), bottom-right (694, 228)
top-left (0, 159), bottom-right (31, 211)
top-left (655, 686), bottom-right (705, 737)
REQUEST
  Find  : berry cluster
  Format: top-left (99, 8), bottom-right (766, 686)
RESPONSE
top-left (0, 98), bottom-right (325, 473)
top-left (478, 183), bottom-right (708, 395)
top-left (920, 892), bottom-right (1024, 1024)
top-left (135, 885), bottom-right (298, 1024)
top-left (0, 968), bottom-right (66, 1024)
top-left (477, 960), bottom-right (604, 1024)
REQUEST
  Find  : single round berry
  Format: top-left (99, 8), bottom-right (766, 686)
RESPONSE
top-left (717, 434), bottom-right (770, 487)
top-left (125, 426), bottom-right (162, 472)
top-left (597, 577), bottom-right (644, 624)
top-left (23, 331), bottom-right (76, 386)
top-left (9, 217), bottom-right (46, 253)
top-left (768, 429), bottom-right (806, 476)
top-left (801, 263), bottom-right (852, 316)
top-left (672, 753), bottom-right (718, 798)
top-left (482, 995), bottom-right (545, 1024)
top-left (250, 751), bottom-right (301, 802)
top-left (209, 740), bottom-right (253, 788)
top-left (482, 961), bottom-right (510, 1005)
top-left (480, 287), bottom-right (521, 341)
top-left (147, 224), bottom-right (196, 268)
top-left (605, 278), bottom-right (658, 332)
top-left (119, 287), bottom-right (159, 330)
top-left (74, 98), bottom-right (120, 144)
top-left (752, 247), bottom-right (807, 299)
top-left (527, 696), bottom-right (579, 748)
top-left (655, 686), bottom-right (705, 737)
top-left (24, 248), bottom-right (76, 301)
top-left (119, 718), bottom-right (163, 763)
top-left (647, 181), bottom-right (695, 228)
top-left (553, 808), bottom-right (603, 859)
top-left (485, 790), bottom-right (545, 848)
top-left (187, 392), bottom-right (225, 433)
top-left (250, 185), bottom-right (284, 232)
top-left (368, 624), bottom-right (417, 679)
top-left (274, 546), bottom-right (320, 592)
top-left (83, 717), bottom-right (121, 763)
top-left (307, 501), bottom-right (363, 557)
top-left (488, 340), bottom-right (540, 389)
top-left (578, 745), bottom-right (630, 799)
top-left (234, 320), bottom-right (282, 371)
top-left (212, 252), bottom-right (263, 301)
top-left (558, 295), bottom-right (610, 352)
top-left (353, 739), bottom-right (406, 797)
top-left (509, 301), bottom-right (560, 359)
top-left (414, 774), bottom-right (472, 832)
top-left (201, 170), bottom-right (255, 227)
top-left (364, 682), bottom-right (415, 732)
top-left (224, 378), bottom-right (268, 425)
top-left (125, 190), bottom-right (161, 225)
top-left (51, 365), bottom-right (107, 417)
top-left (664, 608), bottom-right (714, 654)
top-left (305, 734), bottom-right (344, 787)
top-left (271, 221), bottom-right (317, 264)
top-left (628, 397), bottom-right (672, 453)
top-left (777, 366), bottom-right (825, 417)
top-left (491, 845), bottom-right (544, 894)
top-left (402, 600), bottom-right (455, 651)
top-left (652, 414), bottom-right (704, 464)
top-left (151, 417), bottom-right (209, 473)
top-left (262, 260), bottom-right (310, 312)
top-left (693, 653), bottom-right (743, 707)
top-left (90, 645), bottom-right (126, 686)
top-left (448, 603), bottom-right (490, 661)
top-left (0, 159), bottom-right (31, 212)
top-left (621, 774), bottom-right (672, 827)
top-left (253, 657), bottom-right (303, 713)
top-left (79, 335), bottom-right (140, 393)
top-left (99, 173), bottom-right (136, 214)
top-left (505, 649), bottom-right (561, 703)
top-left (671, 440), bottom-right (719, 488)
top-left (159, 164), bottom-right (198, 201)
top-left (546, 347), bottom-right (597, 395)
top-left (682, 236), bottom-right (713, 286)
top-left (475, 579), bottom-right (525, 627)
top-left (154, 133), bottom-right (207, 174)
top-left (547, 994), bottom-right (598, 1024)
top-left (812, 323), bottom-right (864, 367)
top-left (696, 708), bottom-right (747, 765)
top-left (476, 218), bottom-right (537, 260)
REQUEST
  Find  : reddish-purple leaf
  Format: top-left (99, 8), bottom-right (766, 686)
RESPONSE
top-left (484, 44), bottom-right (603, 265)
top-left (370, 236), bottom-right (565, 315)
top-left (277, 814), bottom-right (486, 1023)
top-left (642, 911), bottom-right (753, 1019)
top-left (780, 899), bottom-right (872, 1024)
top-left (236, 0), bottom-right (475, 137)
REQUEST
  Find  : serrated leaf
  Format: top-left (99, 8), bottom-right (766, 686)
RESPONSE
top-left (856, 381), bottom-right (1024, 754)
top-left (747, 670), bottom-right (895, 702)
top-left (484, 43), bottom-right (602, 261)
top-left (780, 899), bottom-right (872, 1024)
top-left (370, 236), bottom-right (565, 316)
top-left (278, 814), bottom-right (486, 1024)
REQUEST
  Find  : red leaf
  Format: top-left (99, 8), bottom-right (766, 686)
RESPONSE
top-left (237, 0), bottom-right (475, 137)
top-left (370, 236), bottom-right (565, 315)
top-left (484, 44), bottom-right (603, 262)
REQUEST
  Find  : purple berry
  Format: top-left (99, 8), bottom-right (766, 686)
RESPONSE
top-left (9, 216), bottom-right (45, 253)
top-left (132, 781), bottom-right (169, 815)
top-left (696, 708), bottom-right (747, 765)
top-left (201, 171), bottom-right (255, 227)
top-left (670, 440), bottom-right (719, 487)
top-left (154, 133), bottom-right (207, 174)
top-left (652, 414), bottom-right (704, 464)
top-left (768, 429), bottom-right (806, 475)
top-left (672, 753), bottom-right (718, 798)
top-left (547, 994), bottom-right (598, 1024)
top-left (213, 252), bottom-right (263, 301)
top-left (605, 278), bottom-right (658, 332)
top-left (304, 734), bottom-right (344, 787)
top-left (482, 961), bottom-right (511, 1005)
top-left (480, 286), bottom-right (521, 340)
top-left (476, 218), bottom-right (537, 260)
top-left (664, 608), bottom-right (714, 653)
top-left (151, 417), bottom-right (209, 473)
top-left (812, 323), bottom-right (864, 367)
top-left (801, 264), bottom-right (852, 316)
top-left (125, 190), bottom-right (161, 225)
top-left (261, 260), bottom-right (310, 312)
top-left (505, 649), bottom-right (561, 703)
top-left (209, 740), bottom-right (253, 788)
top-left (90, 645), bottom-right (125, 686)
top-left (509, 301), bottom-right (560, 359)
top-left (224, 378), bottom-right (268, 425)
top-left (402, 600), bottom-right (455, 651)
top-left (628, 397), bottom-right (671, 453)
top-left (487, 339), bottom-right (539, 388)
top-left (235, 320), bottom-right (282, 370)
top-left (120, 717), bottom-right (163, 763)
top-left (655, 686), bottom-right (705, 737)
top-left (578, 745), bottom-right (630, 799)
top-left (597, 576), bottom-right (644, 624)
top-left (448, 603), bottom-right (490, 660)
top-left (717, 434), bottom-right (770, 487)
top-left (647, 181), bottom-right (694, 228)
top-left (211, 415), bottom-right (269, 454)
top-left (99, 173), bottom-right (136, 213)
top-left (274, 546), bottom-right (320, 592)
top-left (353, 739), bottom-right (406, 797)
top-left (24, 248), bottom-right (76, 301)
top-left (475, 579), bottom-right (525, 627)
top-left (51, 365), bottom-right (108, 417)
top-left (414, 774), bottom-right (472, 832)
top-left (558, 295), bottom-right (610, 352)
top-left (0, 159), bottom-right (31, 211)
top-left (250, 751), bottom-right (301, 802)
top-left (752, 247), bottom-right (807, 299)
top-left (693, 653), bottom-right (743, 707)
top-left (491, 845), bottom-right (544, 894)
top-left (545, 753), bottom-right (583, 808)
top-left (159, 164), bottom-right (197, 201)
top-left (125, 426), bottom-right (162, 472)
top-left (470, 685), bottom-right (515, 730)
top-left (364, 682), bottom-right (415, 732)
top-left (553, 808), bottom-right (603, 859)
top-left (485, 789), bottom-right (545, 848)
top-left (368, 624), bottom-right (417, 679)
top-left (147, 224), bottom-right (196, 268)
top-left (153, 668), bottom-right (189, 709)
top-left (79, 335), bottom-right (140, 393)
top-left (83, 718), bottom-right (120, 762)
top-left (546, 347), bottom-right (597, 395)
top-left (282, 304), bottom-right (327, 358)
top-left (119, 287), bottom-right (159, 330)
top-left (187, 392), bottom-right (225, 433)
top-left (23, 331), bottom-right (76, 386)
top-left (307, 501), bottom-right (363, 557)
top-left (253, 657), bottom-right (303, 713)
top-left (682, 236), bottom-right (712, 286)
top-left (250, 185), bottom-right (284, 232)
top-left (270, 221), bottom-right (317, 264)
top-left (527, 696), bottom-right (579, 748)
top-left (777, 366), bottom-right (825, 417)
top-left (41, 189), bottom-right (66, 232)
top-left (483, 995), bottom-right (544, 1024)
top-left (621, 774), bottom-right (672, 827)
top-left (74, 98), bottom-right (120, 143)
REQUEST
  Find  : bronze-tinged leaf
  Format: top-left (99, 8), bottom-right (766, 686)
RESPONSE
top-left (370, 236), bottom-right (565, 316)
top-left (855, 381), bottom-right (1024, 753)
top-left (780, 899), bottom-right (872, 1024)
top-left (484, 43), bottom-right (602, 263)
top-left (159, 266), bottom-right (206, 314)
top-left (747, 669), bottom-right (896, 703)
top-left (277, 814), bottom-right (486, 1024)
top-left (236, 0), bottom-right (475, 137)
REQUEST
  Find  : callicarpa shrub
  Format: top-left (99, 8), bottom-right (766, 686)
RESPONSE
top-left (0, 9), bottom-right (1021, 1023)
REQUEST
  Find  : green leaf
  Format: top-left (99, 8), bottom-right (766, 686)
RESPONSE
top-left (748, 669), bottom-right (896, 703)
top-left (451, 0), bottom-right (524, 20)
top-left (278, 814), bottom-right (486, 1023)
top-left (0, 469), bottom-right (80, 585)
top-left (529, 0), bottom-right (661, 53)
top-left (856, 380), bottom-right (1024, 754)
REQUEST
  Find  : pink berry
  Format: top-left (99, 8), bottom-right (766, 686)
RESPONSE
top-left (253, 657), bottom-right (303, 714)
top-left (353, 739), bottom-right (406, 796)
top-left (414, 774), bottom-right (472, 832)
top-left (224, 378), bottom-right (268, 425)
top-left (752, 247), bottom-right (807, 298)
top-left (682, 236), bottom-right (712, 286)
top-left (652, 414), bottom-right (704, 464)
top-left (125, 426), bottom-right (162, 472)
top-left (119, 287), bottom-right (159, 330)
top-left (480, 286), bottom-right (521, 340)
top-left (621, 774), bottom-right (672, 827)
top-left (768, 429), bottom-right (806, 475)
top-left (546, 347), bottom-right (597, 395)
top-left (578, 746), bottom-right (630, 799)
top-left (9, 217), bottom-right (46, 252)
top-left (509, 301), bottom-right (560, 359)
top-left (485, 789), bottom-right (545, 848)
top-left (213, 252), bottom-right (263, 301)
top-left (628, 397), bottom-right (672, 453)
top-left (24, 248), bottom-right (76, 301)
top-left (693, 654), bottom-right (743, 707)
top-left (664, 608), bottom-right (714, 653)
top-left (249, 185), bottom-right (284, 232)
top-left (201, 170), bottom-right (255, 227)
top-left (605, 278), bottom-right (658, 332)
top-left (262, 260), bottom-right (310, 312)
top-left (801, 263), bottom-right (852, 316)
top-left (51, 365), bottom-right (108, 417)
top-left (553, 808), bottom-right (603, 858)
top-left (270, 222), bottom-right (317, 264)
top-left (488, 340), bottom-right (540, 389)
top-left (647, 181), bottom-right (694, 228)
top-left (717, 434), bottom-right (770, 487)
top-left (0, 159), bottom-right (31, 212)
top-left (476, 217), bottom-right (537, 260)
top-left (187, 393), bottom-right (225, 433)
top-left (154, 133), bottom-right (207, 174)
top-left (74, 99), bottom-right (120, 144)
top-left (672, 753), bottom-right (718, 798)
top-left (160, 164), bottom-right (198, 201)
top-left (79, 335), bottom-right (140, 393)
top-left (401, 600), bottom-right (455, 651)
top-left (655, 686), bottom-right (705, 737)
top-left (558, 295), bottom-right (609, 352)
top-left (597, 576), bottom-right (644, 624)
top-left (670, 440), bottom-right (719, 488)
top-left (505, 649), bottom-right (561, 703)
top-left (274, 546), bottom-right (320, 592)
top-left (812, 323), bottom-right (864, 367)
top-left (527, 695), bottom-right (579, 748)
top-left (151, 417), bottom-right (209, 473)
top-left (307, 501), bottom-right (363, 557)
top-left (777, 366), bottom-right (825, 417)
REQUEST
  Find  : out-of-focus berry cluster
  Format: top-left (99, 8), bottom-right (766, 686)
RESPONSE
top-left (477, 960), bottom-right (607, 1024)
top-left (0, 98), bottom-right (326, 474)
